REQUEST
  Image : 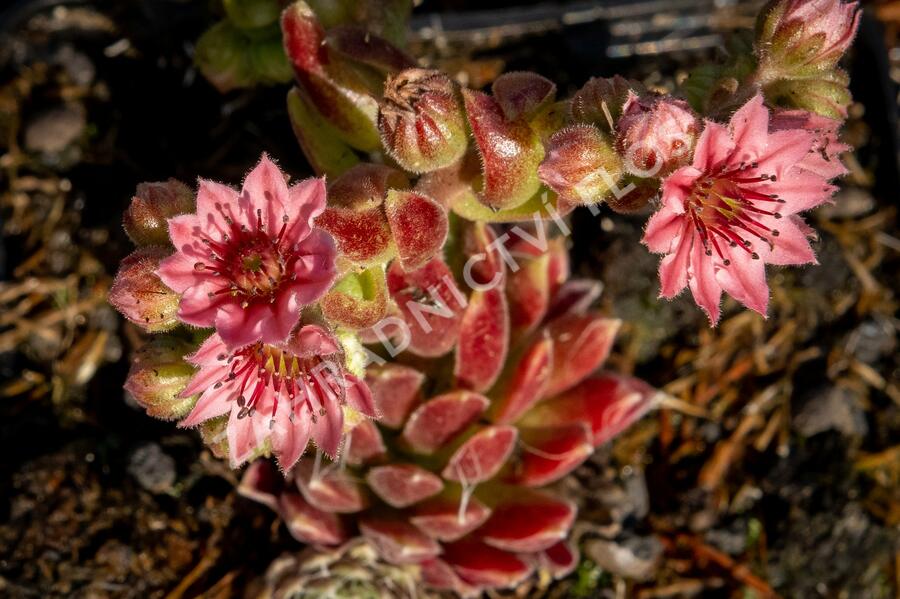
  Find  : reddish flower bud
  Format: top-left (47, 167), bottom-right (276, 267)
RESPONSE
top-left (123, 336), bottom-right (196, 421)
top-left (318, 164), bottom-right (448, 269)
top-left (538, 125), bottom-right (624, 205)
top-left (463, 89), bottom-right (545, 210)
top-left (755, 0), bottom-right (860, 118)
top-left (108, 246), bottom-right (180, 332)
top-left (615, 93), bottom-right (700, 178)
top-left (570, 75), bottom-right (644, 130)
top-left (378, 69), bottom-right (468, 173)
top-left (491, 71), bottom-right (556, 121)
top-left (757, 0), bottom-right (860, 74)
top-left (123, 179), bottom-right (194, 247)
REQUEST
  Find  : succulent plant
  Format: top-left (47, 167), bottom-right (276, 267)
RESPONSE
top-left (108, 3), bottom-right (862, 596)
top-left (238, 221), bottom-right (661, 596)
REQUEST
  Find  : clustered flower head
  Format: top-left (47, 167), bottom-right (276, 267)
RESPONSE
top-left (157, 155), bottom-right (337, 350)
top-left (112, 154), bottom-right (371, 472)
top-left (642, 94), bottom-right (844, 324)
top-left (110, 0), bottom-right (861, 595)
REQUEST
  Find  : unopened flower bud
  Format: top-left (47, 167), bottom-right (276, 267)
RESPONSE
top-left (570, 76), bottom-right (644, 131)
top-left (124, 336), bottom-right (197, 421)
top-left (615, 93), bottom-right (699, 178)
top-left (463, 89), bottom-right (544, 210)
top-left (108, 246), bottom-right (180, 332)
top-left (763, 71), bottom-right (852, 119)
top-left (123, 179), bottom-right (194, 246)
top-left (378, 69), bottom-right (468, 173)
top-left (537, 125), bottom-right (623, 206)
top-left (757, 0), bottom-right (860, 74)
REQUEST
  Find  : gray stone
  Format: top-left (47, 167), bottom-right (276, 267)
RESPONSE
top-left (127, 443), bottom-right (176, 493)
top-left (24, 103), bottom-right (86, 154)
top-left (585, 534), bottom-right (663, 581)
top-left (794, 386), bottom-right (868, 438)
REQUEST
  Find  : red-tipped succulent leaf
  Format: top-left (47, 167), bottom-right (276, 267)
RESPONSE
top-left (387, 258), bottom-right (466, 357)
top-left (402, 391), bottom-right (489, 454)
top-left (521, 374), bottom-right (660, 447)
top-left (442, 425), bottom-right (518, 484)
top-left (294, 459), bottom-right (368, 513)
top-left (442, 539), bottom-right (533, 589)
top-left (359, 518), bottom-right (442, 565)
top-left (365, 363), bottom-right (425, 429)
top-left (366, 464), bottom-right (444, 508)
top-left (478, 489), bottom-right (577, 553)
top-left (510, 423), bottom-right (594, 487)
top-left (411, 491), bottom-right (492, 542)
top-left (278, 491), bottom-right (347, 545)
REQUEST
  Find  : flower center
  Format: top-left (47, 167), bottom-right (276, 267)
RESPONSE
top-left (194, 205), bottom-right (297, 305)
top-left (686, 161), bottom-right (786, 266)
top-left (213, 343), bottom-right (340, 429)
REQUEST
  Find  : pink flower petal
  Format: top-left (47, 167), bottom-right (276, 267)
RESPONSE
top-left (658, 231), bottom-right (691, 299)
top-left (178, 385), bottom-right (231, 428)
top-left (765, 215), bottom-right (817, 266)
top-left (270, 405), bottom-right (312, 472)
top-left (715, 247), bottom-right (769, 317)
top-left (728, 94), bottom-right (769, 162)
top-left (242, 154), bottom-right (291, 230)
top-left (214, 302), bottom-right (270, 350)
top-left (688, 233), bottom-right (723, 325)
top-left (642, 205), bottom-right (683, 254)
top-left (692, 121), bottom-right (734, 173)
top-left (284, 177), bottom-right (327, 245)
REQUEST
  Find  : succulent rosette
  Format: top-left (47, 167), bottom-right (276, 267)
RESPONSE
top-left (238, 224), bottom-right (661, 595)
